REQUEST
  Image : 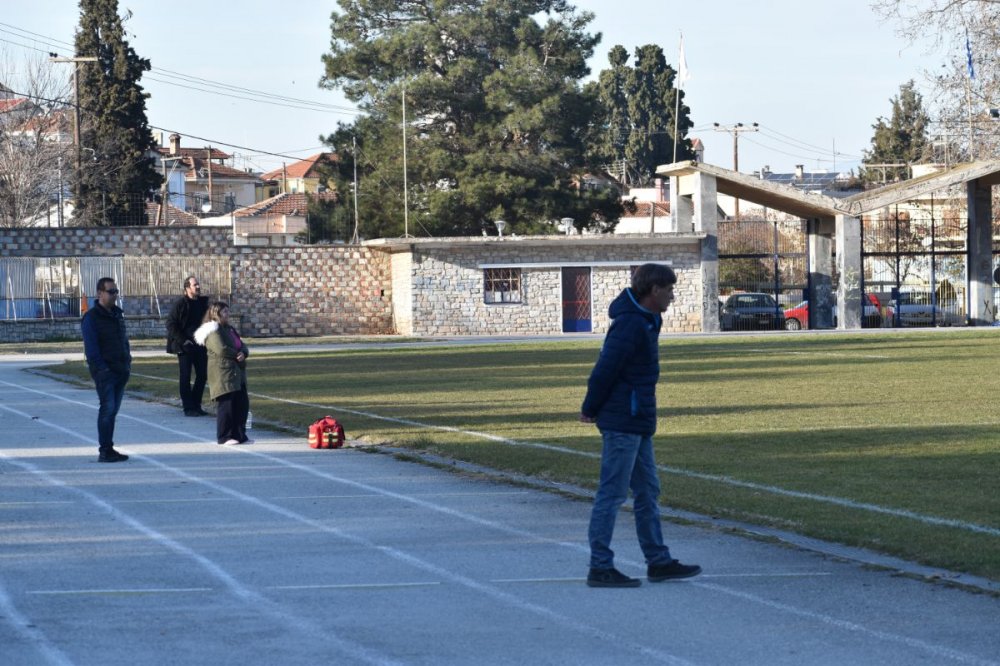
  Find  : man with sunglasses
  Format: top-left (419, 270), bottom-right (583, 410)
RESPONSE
top-left (81, 277), bottom-right (132, 463)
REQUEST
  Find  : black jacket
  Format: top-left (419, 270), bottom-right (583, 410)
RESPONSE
top-left (81, 301), bottom-right (132, 377)
top-left (165, 295), bottom-right (209, 354)
top-left (581, 288), bottom-right (662, 436)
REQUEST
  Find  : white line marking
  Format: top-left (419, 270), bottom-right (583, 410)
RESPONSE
top-left (491, 577), bottom-right (586, 584)
top-left (0, 405), bottom-right (403, 666)
top-left (0, 582), bottom-right (74, 666)
top-left (180, 381), bottom-right (997, 538)
top-left (693, 581), bottom-right (999, 666)
top-left (27, 588), bottom-right (213, 596)
top-left (8, 374), bottom-right (996, 665)
top-left (0, 387), bottom-right (694, 666)
top-left (697, 573), bottom-right (833, 579)
top-left (269, 582), bottom-right (441, 591)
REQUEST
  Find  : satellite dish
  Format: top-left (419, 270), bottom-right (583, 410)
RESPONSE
top-left (494, 219), bottom-right (507, 237)
top-left (201, 202), bottom-right (212, 214)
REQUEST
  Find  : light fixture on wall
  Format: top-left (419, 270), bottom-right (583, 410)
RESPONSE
top-left (494, 219), bottom-right (507, 237)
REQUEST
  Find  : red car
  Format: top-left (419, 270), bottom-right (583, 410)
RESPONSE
top-left (784, 294), bottom-right (890, 330)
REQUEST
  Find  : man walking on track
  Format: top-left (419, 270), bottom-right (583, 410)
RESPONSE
top-left (81, 277), bottom-right (131, 463)
top-left (166, 276), bottom-right (209, 416)
top-left (580, 263), bottom-right (702, 588)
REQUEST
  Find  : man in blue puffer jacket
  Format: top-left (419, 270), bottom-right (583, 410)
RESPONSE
top-left (581, 263), bottom-right (702, 588)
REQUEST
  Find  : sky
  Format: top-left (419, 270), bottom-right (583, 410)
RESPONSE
top-left (3, 0), bottom-right (946, 178)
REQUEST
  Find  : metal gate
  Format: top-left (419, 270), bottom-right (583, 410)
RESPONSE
top-left (862, 200), bottom-right (967, 328)
top-left (561, 267), bottom-right (592, 332)
top-left (718, 218), bottom-right (807, 329)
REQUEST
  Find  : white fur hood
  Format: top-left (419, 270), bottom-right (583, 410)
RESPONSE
top-left (193, 321), bottom-right (218, 346)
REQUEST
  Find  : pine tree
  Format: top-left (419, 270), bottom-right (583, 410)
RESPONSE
top-left (74, 0), bottom-right (161, 226)
top-left (320, 0), bottom-right (622, 236)
top-left (861, 81), bottom-right (930, 184)
top-left (594, 44), bottom-right (693, 187)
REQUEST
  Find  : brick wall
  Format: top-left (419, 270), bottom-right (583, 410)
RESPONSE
top-left (0, 227), bottom-right (393, 340)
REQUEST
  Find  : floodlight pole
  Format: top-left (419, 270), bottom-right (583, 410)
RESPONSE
top-left (49, 55), bottom-right (98, 212)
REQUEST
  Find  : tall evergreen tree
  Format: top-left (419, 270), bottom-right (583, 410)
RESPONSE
top-left (320, 0), bottom-right (622, 236)
top-left (861, 80), bottom-right (930, 184)
top-left (74, 0), bottom-right (160, 226)
top-left (594, 44), bottom-right (693, 187)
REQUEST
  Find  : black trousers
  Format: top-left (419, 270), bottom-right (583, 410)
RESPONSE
top-left (178, 347), bottom-right (208, 411)
top-left (215, 384), bottom-right (249, 443)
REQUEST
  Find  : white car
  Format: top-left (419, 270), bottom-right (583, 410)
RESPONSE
top-left (891, 292), bottom-right (963, 327)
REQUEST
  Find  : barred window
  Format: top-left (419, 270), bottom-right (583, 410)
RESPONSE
top-left (484, 268), bottom-right (522, 304)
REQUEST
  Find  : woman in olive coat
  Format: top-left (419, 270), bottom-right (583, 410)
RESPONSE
top-left (194, 301), bottom-right (251, 444)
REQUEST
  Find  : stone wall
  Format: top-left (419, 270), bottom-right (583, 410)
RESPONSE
top-left (0, 227), bottom-right (393, 340)
top-left (398, 239), bottom-right (703, 336)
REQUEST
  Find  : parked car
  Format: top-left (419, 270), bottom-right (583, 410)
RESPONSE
top-left (784, 294), bottom-right (889, 330)
top-left (719, 293), bottom-right (785, 331)
top-left (891, 291), bottom-right (963, 327)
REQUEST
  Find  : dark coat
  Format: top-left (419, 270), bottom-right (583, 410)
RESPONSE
top-left (581, 288), bottom-right (662, 436)
top-left (194, 321), bottom-right (248, 400)
top-left (165, 295), bottom-right (209, 354)
top-left (81, 301), bottom-right (132, 378)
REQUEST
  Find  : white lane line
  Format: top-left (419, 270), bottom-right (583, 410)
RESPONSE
top-left (0, 582), bottom-right (74, 666)
top-left (0, 405), bottom-right (403, 666)
top-left (172, 380), bottom-right (997, 538)
top-left (698, 573), bottom-right (833, 579)
top-left (693, 581), bottom-right (999, 666)
top-left (9, 376), bottom-right (995, 665)
top-left (0, 386), bottom-right (695, 666)
top-left (269, 582), bottom-right (441, 591)
top-left (27, 588), bottom-right (213, 596)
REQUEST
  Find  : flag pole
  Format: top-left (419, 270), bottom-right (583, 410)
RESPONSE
top-left (673, 32), bottom-right (687, 163)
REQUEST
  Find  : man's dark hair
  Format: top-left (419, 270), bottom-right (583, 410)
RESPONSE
top-left (96, 277), bottom-right (116, 293)
top-left (184, 276), bottom-right (198, 290)
top-left (631, 264), bottom-right (676, 298)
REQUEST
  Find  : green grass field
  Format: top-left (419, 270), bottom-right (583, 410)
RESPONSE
top-left (40, 330), bottom-right (1000, 581)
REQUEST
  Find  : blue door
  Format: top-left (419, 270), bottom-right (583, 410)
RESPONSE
top-left (562, 267), bottom-right (592, 332)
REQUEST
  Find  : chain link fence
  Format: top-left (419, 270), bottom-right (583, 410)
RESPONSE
top-left (0, 256), bottom-right (230, 321)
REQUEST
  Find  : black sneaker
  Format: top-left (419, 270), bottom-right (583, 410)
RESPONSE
top-left (196, 408), bottom-right (209, 416)
top-left (586, 567), bottom-right (641, 588)
top-left (97, 449), bottom-right (129, 463)
top-left (647, 560), bottom-right (702, 582)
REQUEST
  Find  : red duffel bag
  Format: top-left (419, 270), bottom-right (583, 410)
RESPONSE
top-left (308, 416), bottom-right (345, 449)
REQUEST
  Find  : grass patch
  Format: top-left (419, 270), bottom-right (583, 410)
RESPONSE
top-left (39, 330), bottom-right (1000, 580)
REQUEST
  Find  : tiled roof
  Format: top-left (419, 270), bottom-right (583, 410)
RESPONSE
top-left (145, 201), bottom-right (200, 226)
top-left (261, 153), bottom-right (337, 181)
top-left (174, 156), bottom-right (259, 181)
top-left (159, 146), bottom-right (231, 160)
top-left (622, 201), bottom-right (670, 218)
top-left (0, 97), bottom-right (29, 113)
top-left (233, 191), bottom-right (339, 218)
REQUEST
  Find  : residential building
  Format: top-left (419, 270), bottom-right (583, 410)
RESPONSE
top-left (158, 133), bottom-right (259, 215)
top-left (260, 153), bottom-right (337, 198)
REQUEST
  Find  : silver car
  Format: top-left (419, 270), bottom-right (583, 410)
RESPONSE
top-left (891, 292), bottom-right (963, 327)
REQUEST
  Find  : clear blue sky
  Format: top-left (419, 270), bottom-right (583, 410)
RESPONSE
top-left (4, 1), bottom-right (944, 177)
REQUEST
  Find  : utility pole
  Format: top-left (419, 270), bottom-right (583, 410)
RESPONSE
top-left (713, 122), bottom-right (758, 219)
top-left (350, 135), bottom-right (360, 244)
top-left (49, 54), bottom-right (98, 216)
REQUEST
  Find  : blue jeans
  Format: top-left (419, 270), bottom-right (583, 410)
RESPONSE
top-left (588, 430), bottom-right (672, 570)
top-left (93, 370), bottom-right (128, 451)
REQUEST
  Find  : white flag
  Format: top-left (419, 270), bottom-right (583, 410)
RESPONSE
top-left (678, 34), bottom-right (690, 87)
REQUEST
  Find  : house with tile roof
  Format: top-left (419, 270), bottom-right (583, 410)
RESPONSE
top-left (158, 133), bottom-right (260, 215)
top-left (200, 191), bottom-right (339, 246)
top-left (260, 153), bottom-right (337, 197)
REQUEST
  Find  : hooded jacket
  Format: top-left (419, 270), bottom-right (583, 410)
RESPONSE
top-left (580, 288), bottom-right (662, 436)
top-left (194, 320), bottom-right (249, 400)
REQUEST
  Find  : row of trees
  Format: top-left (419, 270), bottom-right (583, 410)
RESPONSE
top-left (314, 0), bottom-right (693, 238)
